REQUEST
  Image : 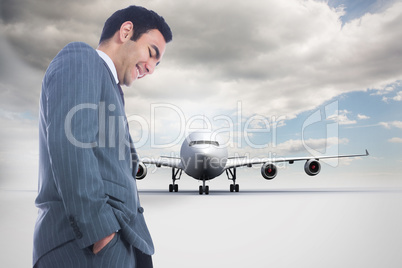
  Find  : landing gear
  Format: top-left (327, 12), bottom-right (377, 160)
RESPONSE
top-left (169, 184), bottom-right (179, 192)
top-left (229, 184), bottom-right (239, 192)
top-left (169, 168), bottom-right (182, 192)
top-left (226, 168), bottom-right (240, 192)
top-left (199, 180), bottom-right (209, 195)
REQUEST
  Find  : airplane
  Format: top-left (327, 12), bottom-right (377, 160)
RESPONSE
top-left (135, 131), bottom-right (369, 195)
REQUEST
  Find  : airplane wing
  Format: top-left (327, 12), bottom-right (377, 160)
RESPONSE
top-left (225, 150), bottom-right (369, 169)
top-left (142, 156), bottom-right (182, 169)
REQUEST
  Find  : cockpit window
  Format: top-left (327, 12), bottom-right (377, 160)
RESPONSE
top-left (189, 140), bottom-right (219, 147)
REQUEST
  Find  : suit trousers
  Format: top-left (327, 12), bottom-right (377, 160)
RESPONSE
top-left (34, 232), bottom-right (153, 268)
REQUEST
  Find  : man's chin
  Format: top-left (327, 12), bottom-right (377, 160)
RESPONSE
top-left (123, 79), bottom-right (135, 87)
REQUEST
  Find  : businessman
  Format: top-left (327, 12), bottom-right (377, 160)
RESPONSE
top-left (33, 6), bottom-right (172, 267)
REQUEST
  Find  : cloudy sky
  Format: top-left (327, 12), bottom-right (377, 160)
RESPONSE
top-left (1, 0), bottom-right (402, 190)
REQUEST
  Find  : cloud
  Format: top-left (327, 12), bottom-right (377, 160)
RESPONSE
top-left (388, 137), bottom-right (402, 143)
top-left (226, 136), bottom-right (349, 158)
top-left (328, 110), bottom-right (357, 125)
top-left (1, 0), bottom-right (402, 124)
top-left (0, 113), bottom-right (38, 189)
top-left (382, 90), bottom-right (402, 102)
top-left (379, 121), bottom-right (402, 129)
top-left (328, 110), bottom-right (371, 127)
top-left (392, 91), bottom-right (402, 101)
top-left (370, 81), bottom-right (400, 96)
top-left (0, 0), bottom-right (116, 70)
top-left (327, 110), bottom-right (371, 127)
top-left (127, 0), bottom-right (402, 131)
top-left (276, 137), bottom-right (349, 155)
top-left (357, 114), bottom-right (370, 120)
top-left (0, 37), bottom-right (43, 116)
top-left (338, 114), bottom-right (357, 125)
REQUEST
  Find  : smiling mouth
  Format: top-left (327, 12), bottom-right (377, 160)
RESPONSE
top-left (136, 65), bottom-right (145, 79)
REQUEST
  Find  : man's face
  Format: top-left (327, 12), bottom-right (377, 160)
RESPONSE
top-left (117, 29), bottom-right (167, 87)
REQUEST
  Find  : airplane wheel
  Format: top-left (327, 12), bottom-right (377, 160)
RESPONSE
top-left (235, 184), bottom-right (239, 192)
top-left (230, 184), bottom-right (234, 192)
top-left (205, 186), bottom-right (209, 195)
top-left (174, 184), bottom-right (179, 192)
top-left (199, 186), bottom-right (203, 195)
top-left (169, 184), bottom-right (173, 192)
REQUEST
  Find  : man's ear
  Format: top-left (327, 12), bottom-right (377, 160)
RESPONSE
top-left (119, 21), bottom-right (134, 43)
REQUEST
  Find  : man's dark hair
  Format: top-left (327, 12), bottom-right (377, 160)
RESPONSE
top-left (99, 5), bottom-right (172, 44)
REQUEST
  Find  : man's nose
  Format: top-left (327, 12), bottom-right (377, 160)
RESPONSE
top-left (144, 62), bottom-right (155, 75)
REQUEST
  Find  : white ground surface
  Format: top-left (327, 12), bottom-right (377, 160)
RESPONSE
top-left (1, 173), bottom-right (402, 268)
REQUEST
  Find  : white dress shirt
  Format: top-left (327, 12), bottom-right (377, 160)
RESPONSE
top-left (96, 49), bottom-right (119, 84)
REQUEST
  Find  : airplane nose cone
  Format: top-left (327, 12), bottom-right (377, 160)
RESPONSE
top-left (180, 131), bottom-right (228, 179)
top-left (190, 152), bottom-right (227, 179)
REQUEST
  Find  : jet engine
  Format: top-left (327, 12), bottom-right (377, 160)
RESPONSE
top-left (136, 162), bottom-right (148, 180)
top-left (304, 159), bottom-right (321, 176)
top-left (261, 163), bottom-right (277, 180)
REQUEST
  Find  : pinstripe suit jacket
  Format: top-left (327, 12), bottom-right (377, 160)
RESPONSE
top-left (33, 42), bottom-right (153, 266)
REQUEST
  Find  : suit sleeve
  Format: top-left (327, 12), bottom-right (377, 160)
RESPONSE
top-left (44, 44), bottom-right (120, 249)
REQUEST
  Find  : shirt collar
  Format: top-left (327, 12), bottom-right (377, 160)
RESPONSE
top-left (96, 49), bottom-right (119, 84)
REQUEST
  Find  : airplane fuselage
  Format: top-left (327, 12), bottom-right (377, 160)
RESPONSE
top-left (180, 131), bottom-right (228, 180)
